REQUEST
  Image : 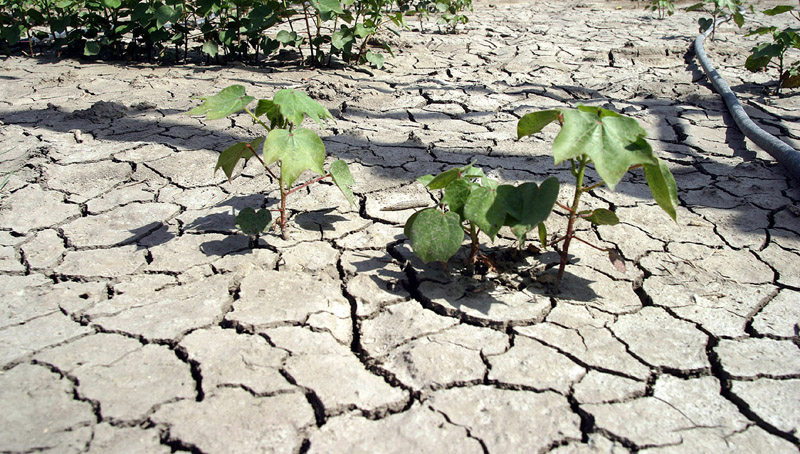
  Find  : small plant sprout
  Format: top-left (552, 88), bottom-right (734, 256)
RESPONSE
top-left (649, 0), bottom-right (675, 19)
top-left (518, 106), bottom-right (678, 291)
top-left (189, 85), bottom-right (355, 240)
top-left (686, 0), bottom-right (746, 39)
top-left (404, 162), bottom-right (559, 270)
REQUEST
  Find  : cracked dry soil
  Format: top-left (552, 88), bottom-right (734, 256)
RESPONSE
top-left (1, 0), bottom-right (800, 452)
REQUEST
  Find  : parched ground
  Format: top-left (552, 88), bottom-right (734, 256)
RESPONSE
top-left (1, 0), bottom-right (799, 452)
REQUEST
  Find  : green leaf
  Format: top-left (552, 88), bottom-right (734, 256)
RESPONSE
top-left (365, 51), bottom-right (385, 69)
top-left (102, 0), bottom-right (122, 7)
top-left (314, 0), bottom-right (344, 14)
top-left (463, 186), bottom-right (506, 240)
top-left (644, 159), bottom-right (678, 222)
top-left (537, 223), bottom-right (547, 248)
top-left (584, 208), bottom-right (620, 225)
top-left (517, 110), bottom-right (560, 139)
top-left (417, 174), bottom-right (435, 186)
top-left (763, 5), bottom-right (795, 15)
top-left (685, 2), bottom-right (706, 12)
top-left (214, 137), bottom-right (264, 182)
top-left (733, 11), bottom-right (744, 28)
top-left (255, 99), bottom-right (284, 128)
top-left (236, 208), bottom-right (272, 236)
top-left (84, 40), bottom-right (101, 56)
top-left (405, 208), bottom-right (464, 263)
top-left (263, 128), bottom-right (325, 188)
top-left (330, 159), bottom-right (356, 207)
top-left (332, 28), bottom-right (354, 50)
top-left (442, 178), bottom-right (471, 219)
top-left (504, 178), bottom-right (560, 243)
top-left (427, 167), bottom-right (462, 189)
top-left (202, 40), bottom-right (218, 57)
top-left (155, 4), bottom-right (179, 28)
top-left (272, 89), bottom-right (333, 127)
top-left (552, 107), bottom-right (658, 191)
top-left (276, 30), bottom-right (297, 44)
top-left (189, 85), bottom-right (254, 120)
top-left (746, 26), bottom-right (778, 37)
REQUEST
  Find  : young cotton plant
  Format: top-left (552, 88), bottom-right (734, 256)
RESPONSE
top-left (189, 85), bottom-right (355, 239)
top-left (518, 106), bottom-right (678, 291)
top-left (404, 162), bottom-right (559, 268)
top-left (745, 4), bottom-right (800, 94)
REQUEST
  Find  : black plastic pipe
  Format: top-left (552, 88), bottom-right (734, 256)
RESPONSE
top-left (694, 28), bottom-right (800, 179)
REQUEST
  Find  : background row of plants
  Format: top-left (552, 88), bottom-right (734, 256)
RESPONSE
top-left (0, 0), bottom-right (472, 66)
top-left (649, 0), bottom-right (799, 93)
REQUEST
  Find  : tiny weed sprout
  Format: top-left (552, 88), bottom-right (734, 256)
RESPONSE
top-left (404, 162), bottom-right (559, 269)
top-left (745, 4), bottom-right (800, 94)
top-left (518, 106), bottom-right (678, 291)
top-left (189, 85), bottom-right (355, 240)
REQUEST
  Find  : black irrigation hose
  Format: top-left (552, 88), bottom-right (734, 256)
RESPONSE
top-left (693, 27), bottom-right (800, 179)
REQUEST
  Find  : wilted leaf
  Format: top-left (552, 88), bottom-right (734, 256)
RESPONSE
top-left (608, 249), bottom-right (627, 273)
top-left (644, 159), bottom-right (678, 222)
top-left (404, 208), bottom-right (464, 263)
top-left (330, 159), bottom-right (356, 207)
top-left (236, 208), bottom-right (272, 236)
top-left (189, 85), bottom-right (254, 120)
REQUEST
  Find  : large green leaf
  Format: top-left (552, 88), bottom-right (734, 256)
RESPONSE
top-left (236, 208), bottom-right (272, 236)
top-left (405, 208), bottom-right (464, 263)
top-left (263, 128), bottom-right (325, 188)
top-left (330, 159), bottom-right (356, 207)
top-left (215, 137), bottom-right (265, 182)
top-left (189, 85), bottom-right (254, 120)
top-left (553, 107), bottom-right (658, 190)
top-left (463, 186), bottom-right (507, 240)
top-left (272, 89), bottom-right (333, 127)
top-left (504, 178), bottom-right (560, 243)
top-left (517, 110), bottom-right (560, 139)
top-left (644, 159), bottom-right (679, 222)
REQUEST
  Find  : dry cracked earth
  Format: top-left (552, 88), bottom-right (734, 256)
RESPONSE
top-left (1, 0), bottom-right (799, 453)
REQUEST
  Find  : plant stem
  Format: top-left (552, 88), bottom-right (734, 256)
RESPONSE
top-left (279, 182), bottom-right (288, 239)
top-left (555, 155), bottom-right (589, 291)
top-left (285, 173), bottom-right (329, 196)
top-left (468, 221), bottom-right (479, 263)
